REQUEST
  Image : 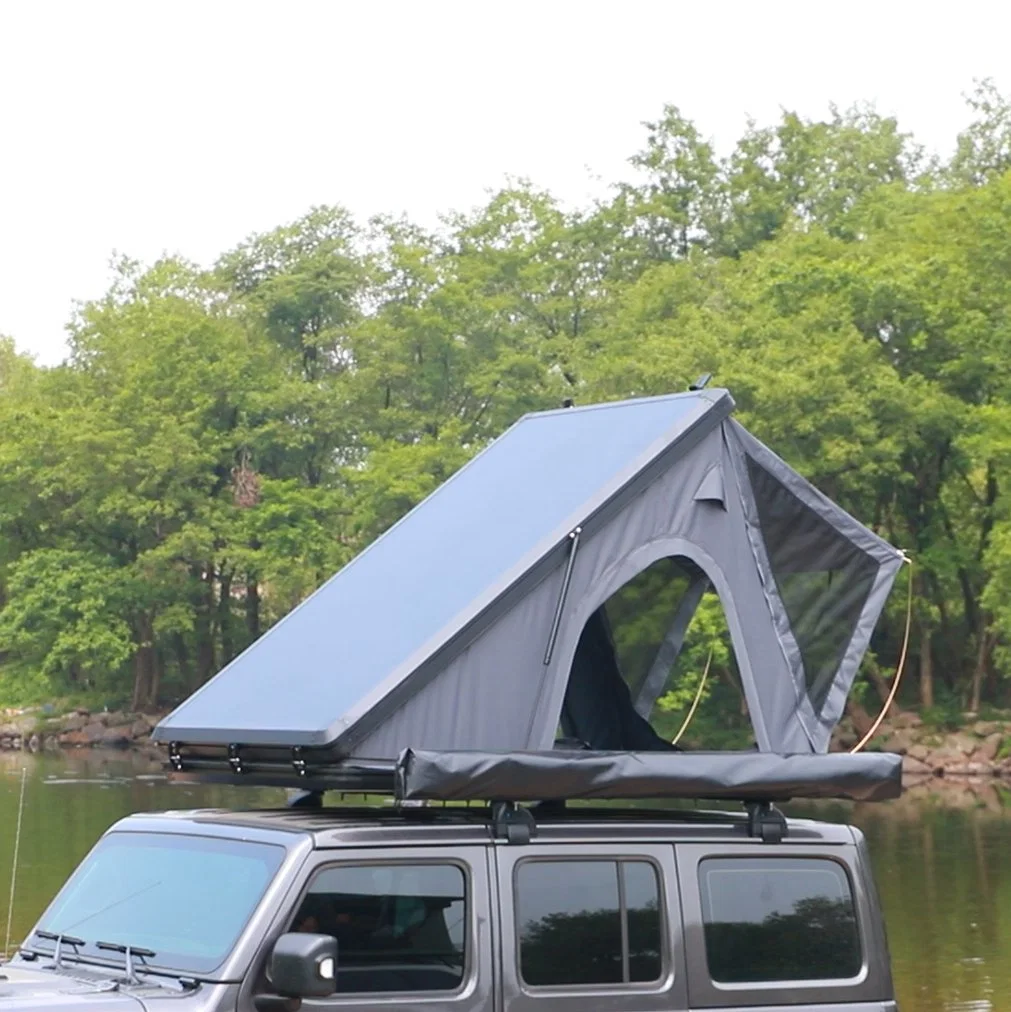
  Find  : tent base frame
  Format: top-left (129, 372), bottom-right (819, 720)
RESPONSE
top-left (162, 743), bottom-right (902, 813)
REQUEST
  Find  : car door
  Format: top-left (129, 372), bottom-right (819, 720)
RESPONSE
top-left (677, 842), bottom-right (896, 1012)
top-left (240, 844), bottom-right (495, 1012)
top-left (495, 842), bottom-right (687, 1012)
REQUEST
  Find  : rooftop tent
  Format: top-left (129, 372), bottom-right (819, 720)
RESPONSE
top-left (153, 389), bottom-right (903, 758)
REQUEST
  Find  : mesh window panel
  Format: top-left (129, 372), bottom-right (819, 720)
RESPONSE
top-left (746, 456), bottom-right (878, 715)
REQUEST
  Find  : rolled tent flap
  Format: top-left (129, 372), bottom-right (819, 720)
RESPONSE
top-left (395, 748), bottom-right (904, 803)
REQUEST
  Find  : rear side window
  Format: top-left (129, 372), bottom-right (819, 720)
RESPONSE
top-left (515, 859), bottom-right (662, 987)
top-left (293, 863), bottom-right (466, 993)
top-left (699, 857), bottom-right (861, 984)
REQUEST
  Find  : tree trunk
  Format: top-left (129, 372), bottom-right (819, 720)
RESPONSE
top-left (970, 623), bottom-right (993, 714)
top-left (219, 571), bottom-right (234, 665)
top-left (246, 577), bottom-right (261, 642)
top-left (846, 698), bottom-right (875, 739)
top-left (131, 615), bottom-right (155, 712)
top-left (919, 625), bottom-right (934, 709)
top-left (173, 633), bottom-right (190, 689)
top-left (194, 565), bottom-right (216, 688)
top-left (716, 663), bottom-right (748, 716)
top-left (148, 647), bottom-right (163, 710)
top-left (867, 665), bottom-right (901, 710)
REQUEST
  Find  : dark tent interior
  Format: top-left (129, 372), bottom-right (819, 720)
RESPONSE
top-left (560, 557), bottom-right (744, 752)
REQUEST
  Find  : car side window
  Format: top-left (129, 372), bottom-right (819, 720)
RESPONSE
top-left (698, 856), bottom-right (861, 984)
top-left (514, 859), bottom-right (662, 987)
top-left (291, 863), bottom-right (467, 994)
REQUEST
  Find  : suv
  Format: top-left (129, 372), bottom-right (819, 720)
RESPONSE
top-left (2, 801), bottom-right (895, 1012)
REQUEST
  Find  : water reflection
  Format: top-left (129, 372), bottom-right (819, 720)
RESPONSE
top-left (3, 751), bottom-right (1011, 1011)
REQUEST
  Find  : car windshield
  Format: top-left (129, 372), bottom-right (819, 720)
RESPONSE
top-left (34, 831), bottom-right (286, 976)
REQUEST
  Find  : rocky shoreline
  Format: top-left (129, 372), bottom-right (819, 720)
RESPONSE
top-left (828, 709), bottom-right (1011, 778)
top-left (0, 707), bottom-right (163, 753)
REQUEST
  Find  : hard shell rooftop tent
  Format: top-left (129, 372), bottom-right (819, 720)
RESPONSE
top-left (153, 389), bottom-right (903, 765)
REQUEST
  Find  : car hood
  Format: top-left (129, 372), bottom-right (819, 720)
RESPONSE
top-left (0, 964), bottom-right (145, 1012)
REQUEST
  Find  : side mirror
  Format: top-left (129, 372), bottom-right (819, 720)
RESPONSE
top-left (268, 933), bottom-right (338, 998)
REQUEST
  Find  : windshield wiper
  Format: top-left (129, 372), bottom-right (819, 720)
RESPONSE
top-left (34, 930), bottom-right (86, 969)
top-left (96, 941), bottom-right (156, 984)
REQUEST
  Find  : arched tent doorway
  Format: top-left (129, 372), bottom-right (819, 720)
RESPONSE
top-left (553, 545), bottom-right (758, 753)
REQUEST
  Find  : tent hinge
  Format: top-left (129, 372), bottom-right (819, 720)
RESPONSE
top-left (544, 527), bottom-right (582, 665)
top-left (168, 742), bottom-right (184, 772)
top-left (745, 801), bottom-right (787, 843)
top-left (292, 746), bottom-right (307, 778)
top-left (228, 744), bottom-right (245, 774)
top-left (491, 801), bottom-right (537, 845)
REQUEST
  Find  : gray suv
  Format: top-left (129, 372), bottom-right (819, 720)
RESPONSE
top-left (2, 799), bottom-right (895, 1012)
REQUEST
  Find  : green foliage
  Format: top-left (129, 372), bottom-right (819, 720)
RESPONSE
top-left (3, 86), bottom-right (1011, 729)
top-left (920, 703), bottom-right (965, 733)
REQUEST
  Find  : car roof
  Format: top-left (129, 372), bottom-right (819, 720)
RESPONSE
top-left (110, 804), bottom-right (855, 848)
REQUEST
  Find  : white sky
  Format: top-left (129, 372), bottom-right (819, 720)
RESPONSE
top-left (1, 0), bottom-right (1009, 365)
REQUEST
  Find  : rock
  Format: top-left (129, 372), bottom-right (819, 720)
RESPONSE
top-left (977, 732), bottom-right (1004, 763)
top-left (81, 721), bottom-right (107, 743)
top-left (907, 743), bottom-right (932, 762)
top-left (973, 720), bottom-right (999, 737)
top-left (98, 726), bottom-right (131, 748)
top-left (129, 719), bottom-right (151, 740)
top-left (950, 732), bottom-right (979, 757)
top-left (902, 755), bottom-right (932, 776)
top-left (60, 713), bottom-right (89, 733)
top-left (937, 758), bottom-right (991, 776)
top-left (892, 711), bottom-right (923, 730)
top-left (883, 729), bottom-right (913, 754)
top-left (60, 730), bottom-right (91, 747)
top-left (927, 748), bottom-right (965, 772)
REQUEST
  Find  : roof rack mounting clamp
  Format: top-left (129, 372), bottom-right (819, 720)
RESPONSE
top-left (745, 800), bottom-right (788, 844)
top-left (491, 801), bottom-right (536, 845)
top-left (287, 789), bottom-right (324, 809)
top-left (228, 744), bottom-right (245, 775)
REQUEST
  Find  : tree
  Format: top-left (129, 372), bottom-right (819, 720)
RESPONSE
top-left (949, 80), bottom-right (1011, 186)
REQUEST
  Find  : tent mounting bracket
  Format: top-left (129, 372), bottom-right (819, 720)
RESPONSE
top-left (744, 800), bottom-right (788, 843)
top-left (544, 527), bottom-right (582, 665)
top-left (228, 744), bottom-right (245, 774)
top-left (490, 801), bottom-right (536, 845)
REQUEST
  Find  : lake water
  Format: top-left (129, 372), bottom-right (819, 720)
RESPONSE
top-left (2, 749), bottom-right (1008, 1011)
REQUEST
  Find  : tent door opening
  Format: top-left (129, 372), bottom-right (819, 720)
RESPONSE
top-left (557, 556), bottom-right (749, 752)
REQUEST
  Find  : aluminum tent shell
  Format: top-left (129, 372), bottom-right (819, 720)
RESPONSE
top-left (153, 389), bottom-right (903, 757)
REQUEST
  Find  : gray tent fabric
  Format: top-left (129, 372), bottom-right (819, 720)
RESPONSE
top-left (692, 463), bottom-right (726, 507)
top-left (153, 389), bottom-right (903, 757)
